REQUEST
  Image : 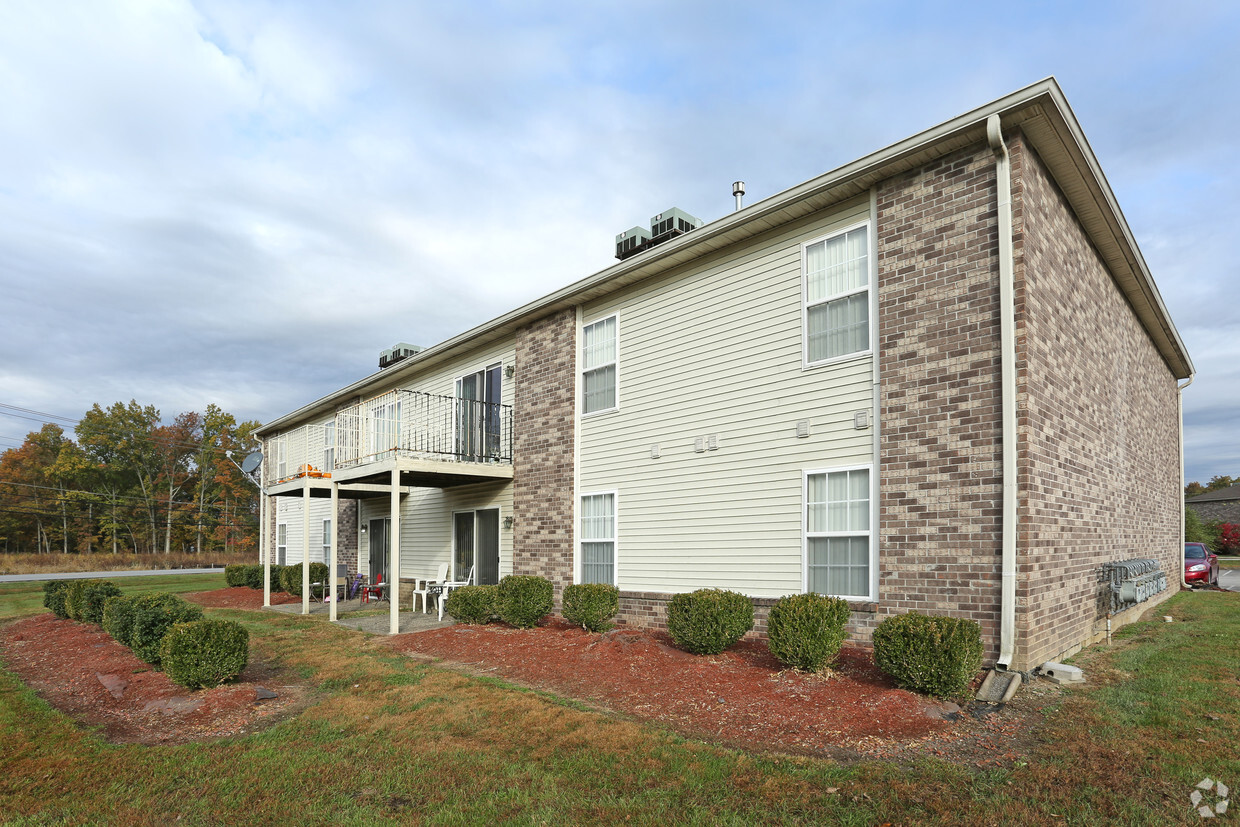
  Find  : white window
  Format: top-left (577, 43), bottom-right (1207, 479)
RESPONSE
top-left (582, 315), bottom-right (617, 414)
top-left (276, 523), bottom-right (288, 566)
top-left (804, 223), bottom-right (870, 365)
top-left (322, 518), bottom-right (331, 563)
top-left (805, 467), bottom-right (872, 599)
top-left (275, 437), bottom-right (288, 480)
top-left (323, 421), bottom-right (335, 471)
top-left (580, 492), bottom-right (616, 585)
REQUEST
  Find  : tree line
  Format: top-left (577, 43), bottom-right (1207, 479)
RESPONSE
top-left (0, 401), bottom-right (260, 556)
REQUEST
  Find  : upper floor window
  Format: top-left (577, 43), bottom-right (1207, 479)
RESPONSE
top-left (582, 315), bottom-right (617, 414)
top-left (804, 223), bottom-right (870, 365)
top-left (275, 437), bottom-right (288, 480)
top-left (323, 421), bottom-right (336, 471)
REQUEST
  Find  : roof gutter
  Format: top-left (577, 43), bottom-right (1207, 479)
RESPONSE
top-left (988, 114), bottom-right (1019, 671)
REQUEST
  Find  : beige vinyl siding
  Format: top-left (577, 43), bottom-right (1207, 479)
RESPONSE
top-left (367, 340), bottom-right (515, 404)
top-left (579, 197), bottom-right (874, 598)
top-left (274, 497), bottom-right (334, 565)
top-left (358, 481), bottom-right (512, 583)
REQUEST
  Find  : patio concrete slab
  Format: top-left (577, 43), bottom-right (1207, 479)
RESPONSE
top-left (265, 598), bottom-right (454, 635)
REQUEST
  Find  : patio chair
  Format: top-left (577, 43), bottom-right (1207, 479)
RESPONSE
top-left (437, 566), bottom-right (476, 622)
top-left (411, 563), bottom-right (450, 614)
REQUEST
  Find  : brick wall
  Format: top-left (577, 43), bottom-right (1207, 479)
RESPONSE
top-left (876, 142), bottom-right (1006, 662)
top-left (616, 591), bottom-right (880, 644)
top-left (513, 308), bottom-right (577, 601)
top-left (1013, 134), bottom-right (1182, 669)
top-left (336, 498), bottom-right (359, 575)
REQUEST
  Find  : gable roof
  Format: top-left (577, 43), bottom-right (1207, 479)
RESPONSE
top-left (1188, 484), bottom-right (1240, 504)
top-left (256, 77), bottom-right (1193, 436)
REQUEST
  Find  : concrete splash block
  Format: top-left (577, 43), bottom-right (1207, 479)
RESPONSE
top-left (1041, 662), bottom-right (1085, 684)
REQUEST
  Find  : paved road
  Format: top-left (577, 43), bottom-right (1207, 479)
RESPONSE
top-left (0, 568), bottom-right (224, 583)
top-left (1219, 569), bottom-right (1240, 592)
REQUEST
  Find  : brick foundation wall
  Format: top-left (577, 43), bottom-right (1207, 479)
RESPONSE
top-left (336, 499), bottom-right (359, 576)
top-left (876, 142), bottom-right (1005, 662)
top-left (1013, 134), bottom-right (1182, 669)
top-left (513, 308), bottom-right (577, 602)
top-left (615, 592), bottom-right (881, 644)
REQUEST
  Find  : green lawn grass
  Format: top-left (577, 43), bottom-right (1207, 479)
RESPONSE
top-left (1, 588), bottom-right (1238, 824)
top-left (0, 573), bottom-right (226, 620)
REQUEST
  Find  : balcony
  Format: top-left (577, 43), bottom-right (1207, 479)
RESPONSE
top-left (265, 389), bottom-right (513, 497)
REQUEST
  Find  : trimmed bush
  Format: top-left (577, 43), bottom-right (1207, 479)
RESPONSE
top-left (872, 612), bottom-right (984, 699)
top-left (224, 564), bottom-right (247, 587)
top-left (279, 562), bottom-right (329, 597)
top-left (130, 593), bottom-right (204, 666)
top-left (43, 580), bottom-right (70, 619)
top-left (562, 583), bottom-right (619, 633)
top-left (667, 589), bottom-right (754, 655)
top-left (78, 580), bottom-right (123, 625)
top-left (63, 580), bottom-right (90, 621)
top-left (766, 593), bottom-right (851, 671)
top-left (160, 619), bottom-right (249, 689)
top-left (268, 564), bottom-right (288, 592)
top-left (243, 564), bottom-right (264, 590)
top-left (497, 575), bottom-right (554, 629)
top-left (102, 595), bottom-right (137, 646)
top-left (445, 585), bottom-right (498, 624)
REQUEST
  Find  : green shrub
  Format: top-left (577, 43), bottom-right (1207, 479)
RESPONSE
top-left (872, 612), bottom-right (984, 699)
top-left (160, 619), bottom-right (249, 690)
top-left (78, 580), bottom-right (123, 625)
top-left (445, 585), bottom-right (498, 624)
top-left (268, 564), bottom-right (287, 592)
top-left (42, 580), bottom-right (70, 619)
top-left (766, 593), bottom-right (851, 671)
top-left (667, 589), bottom-right (754, 655)
top-left (224, 564), bottom-right (248, 587)
top-left (278, 562), bottom-right (328, 597)
top-left (562, 583), bottom-right (620, 633)
top-left (243, 564), bottom-right (264, 590)
top-left (497, 575), bottom-right (554, 629)
top-left (130, 593), bottom-right (204, 666)
top-left (102, 595), bottom-right (137, 646)
top-left (63, 580), bottom-right (90, 620)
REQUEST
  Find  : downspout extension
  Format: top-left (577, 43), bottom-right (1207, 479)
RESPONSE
top-left (988, 114), bottom-right (1019, 671)
top-left (1179, 374), bottom-right (1196, 589)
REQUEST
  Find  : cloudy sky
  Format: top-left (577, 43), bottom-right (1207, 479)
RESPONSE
top-left (0, 0), bottom-right (1236, 483)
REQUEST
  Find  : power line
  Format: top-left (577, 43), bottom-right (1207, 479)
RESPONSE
top-left (0, 403), bottom-right (79, 424)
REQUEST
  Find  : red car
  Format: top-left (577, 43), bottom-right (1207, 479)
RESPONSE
top-left (1185, 542), bottom-right (1219, 586)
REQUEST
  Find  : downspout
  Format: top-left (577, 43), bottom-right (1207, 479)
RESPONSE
top-left (987, 114), bottom-right (1019, 670)
top-left (1179, 375), bottom-right (1195, 588)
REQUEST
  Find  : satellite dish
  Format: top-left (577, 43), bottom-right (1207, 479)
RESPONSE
top-left (240, 450), bottom-right (264, 473)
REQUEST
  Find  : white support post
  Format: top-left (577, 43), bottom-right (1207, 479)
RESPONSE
top-left (329, 482), bottom-right (339, 623)
top-left (260, 483), bottom-right (270, 608)
top-left (390, 467), bottom-right (400, 635)
top-left (302, 476), bottom-right (311, 615)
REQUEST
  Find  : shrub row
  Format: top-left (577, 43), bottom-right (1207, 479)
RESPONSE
top-left (435, 576), bottom-right (982, 698)
top-left (43, 578), bottom-right (249, 690)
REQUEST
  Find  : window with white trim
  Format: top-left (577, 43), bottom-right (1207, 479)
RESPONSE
top-left (323, 421), bottom-right (335, 471)
top-left (275, 437), bottom-right (288, 480)
top-left (321, 518), bottom-right (331, 563)
top-left (804, 223), bottom-right (870, 364)
top-left (580, 492), bottom-right (616, 585)
top-left (582, 315), bottom-right (617, 414)
top-left (276, 523), bottom-right (288, 566)
top-left (806, 467), bottom-right (871, 598)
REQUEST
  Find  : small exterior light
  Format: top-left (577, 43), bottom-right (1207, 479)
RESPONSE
top-left (503, 516), bottom-right (515, 530)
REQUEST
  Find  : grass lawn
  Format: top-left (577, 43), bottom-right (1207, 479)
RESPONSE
top-left (1, 589), bottom-right (1238, 825)
top-left (0, 573), bottom-right (226, 621)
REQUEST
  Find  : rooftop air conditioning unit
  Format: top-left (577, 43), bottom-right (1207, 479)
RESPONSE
top-left (615, 226), bottom-right (652, 261)
top-left (649, 207), bottom-right (702, 244)
top-left (379, 342), bottom-right (424, 369)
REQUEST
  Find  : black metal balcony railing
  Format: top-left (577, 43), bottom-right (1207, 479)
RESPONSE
top-left (334, 389), bottom-right (513, 469)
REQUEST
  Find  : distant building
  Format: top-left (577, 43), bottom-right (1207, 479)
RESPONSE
top-left (1187, 484), bottom-right (1240, 524)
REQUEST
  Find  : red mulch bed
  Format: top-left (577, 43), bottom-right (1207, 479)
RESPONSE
top-left (388, 618), bottom-right (1056, 764)
top-left (2, 588), bottom-right (1055, 764)
top-left (0, 602), bottom-right (305, 746)
top-left (189, 586), bottom-right (300, 609)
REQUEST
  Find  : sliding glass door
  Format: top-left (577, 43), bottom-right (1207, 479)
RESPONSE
top-left (453, 508), bottom-right (500, 585)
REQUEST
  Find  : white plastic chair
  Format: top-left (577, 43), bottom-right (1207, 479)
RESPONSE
top-left (437, 566), bottom-right (476, 621)
top-left (411, 563), bottom-right (450, 614)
